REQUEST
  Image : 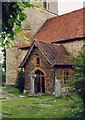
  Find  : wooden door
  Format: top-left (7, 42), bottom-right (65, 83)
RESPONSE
top-left (34, 70), bottom-right (45, 93)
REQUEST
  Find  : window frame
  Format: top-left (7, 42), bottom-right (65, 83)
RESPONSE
top-left (43, 0), bottom-right (49, 10)
top-left (63, 70), bottom-right (69, 84)
top-left (36, 57), bottom-right (40, 66)
top-left (62, 69), bottom-right (72, 85)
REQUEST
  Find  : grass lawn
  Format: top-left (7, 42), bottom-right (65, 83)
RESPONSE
top-left (1, 87), bottom-right (84, 119)
top-left (2, 87), bottom-right (25, 96)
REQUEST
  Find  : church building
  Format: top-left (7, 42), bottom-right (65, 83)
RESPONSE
top-left (19, 8), bottom-right (85, 95)
top-left (6, 3), bottom-right (85, 96)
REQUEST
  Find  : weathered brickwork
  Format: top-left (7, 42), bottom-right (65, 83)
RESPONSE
top-left (48, 2), bottom-right (58, 14)
top-left (6, 47), bottom-right (28, 85)
top-left (24, 47), bottom-right (54, 94)
top-left (61, 39), bottom-right (84, 55)
top-left (17, 49), bottom-right (28, 68)
top-left (24, 46), bottom-right (73, 95)
top-left (27, 7), bottom-right (57, 36)
top-left (6, 47), bottom-right (18, 85)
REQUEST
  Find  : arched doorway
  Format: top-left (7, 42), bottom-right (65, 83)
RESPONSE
top-left (34, 70), bottom-right (45, 94)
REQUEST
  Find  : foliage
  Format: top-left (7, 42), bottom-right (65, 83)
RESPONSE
top-left (2, 70), bottom-right (6, 83)
top-left (15, 69), bottom-right (25, 93)
top-left (71, 50), bottom-right (85, 114)
top-left (2, 47), bottom-right (6, 72)
top-left (0, 63), bottom-right (2, 83)
top-left (1, 2), bottom-right (33, 47)
top-left (0, 63), bottom-right (6, 84)
top-left (2, 87), bottom-right (25, 96)
top-left (1, 47), bottom-right (6, 85)
top-left (37, 2), bottom-right (43, 9)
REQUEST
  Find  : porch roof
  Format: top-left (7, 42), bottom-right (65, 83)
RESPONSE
top-left (19, 41), bottom-right (71, 68)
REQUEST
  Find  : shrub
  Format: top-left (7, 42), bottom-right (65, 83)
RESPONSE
top-left (2, 70), bottom-right (6, 83)
top-left (71, 50), bottom-right (85, 115)
top-left (15, 69), bottom-right (25, 93)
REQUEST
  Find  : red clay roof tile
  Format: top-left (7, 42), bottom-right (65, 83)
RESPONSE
top-left (33, 8), bottom-right (84, 43)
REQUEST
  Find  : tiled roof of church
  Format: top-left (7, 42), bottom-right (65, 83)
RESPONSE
top-left (37, 41), bottom-right (71, 65)
top-left (33, 8), bottom-right (84, 43)
top-left (20, 41), bottom-right (71, 67)
top-left (18, 8), bottom-right (85, 49)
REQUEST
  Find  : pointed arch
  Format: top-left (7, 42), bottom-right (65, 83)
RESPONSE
top-left (32, 67), bottom-right (46, 94)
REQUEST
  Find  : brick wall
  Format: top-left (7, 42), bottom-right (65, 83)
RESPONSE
top-left (6, 47), bottom-right (18, 85)
top-left (17, 49), bottom-right (28, 68)
top-left (6, 47), bottom-right (28, 85)
top-left (48, 2), bottom-right (58, 14)
top-left (61, 39), bottom-right (84, 55)
top-left (24, 46), bottom-right (55, 94)
top-left (27, 7), bottom-right (57, 36)
top-left (24, 46), bottom-right (73, 95)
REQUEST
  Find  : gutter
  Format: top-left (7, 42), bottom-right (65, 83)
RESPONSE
top-left (52, 36), bottom-right (85, 44)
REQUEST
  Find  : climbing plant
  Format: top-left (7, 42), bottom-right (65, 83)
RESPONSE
top-left (1, 2), bottom-right (33, 47)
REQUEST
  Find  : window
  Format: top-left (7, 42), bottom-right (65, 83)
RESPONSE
top-left (36, 57), bottom-right (40, 65)
top-left (62, 70), bottom-right (72, 85)
top-left (43, 0), bottom-right (49, 10)
top-left (43, 2), bottom-right (47, 9)
top-left (64, 71), bottom-right (68, 84)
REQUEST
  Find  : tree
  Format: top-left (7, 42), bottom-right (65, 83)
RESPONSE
top-left (1, 2), bottom-right (33, 47)
top-left (1, 47), bottom-right (6, 86)
top-left (2, 69), bottom-right (6, 84)
top-left (0, 63), bottom-right (6, 85)
top-left (71, 50), bottom-right (85, 115)
top-left (2, 47), bottom-right (6, 72)
top-left (15, 69), bottom-right (25, 93)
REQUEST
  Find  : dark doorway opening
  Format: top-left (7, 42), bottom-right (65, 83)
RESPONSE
top-left (34, 70), bottom-right (45, 94)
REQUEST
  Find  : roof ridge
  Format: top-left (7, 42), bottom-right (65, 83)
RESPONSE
top-left (47, 7), bottom-right (84, 21)
top-left (34, 6), bottom-right (58, 16)
top-left (20, 40), bottom-right (71, 67)
top-left (33, 7), bottom-right (84, 43)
